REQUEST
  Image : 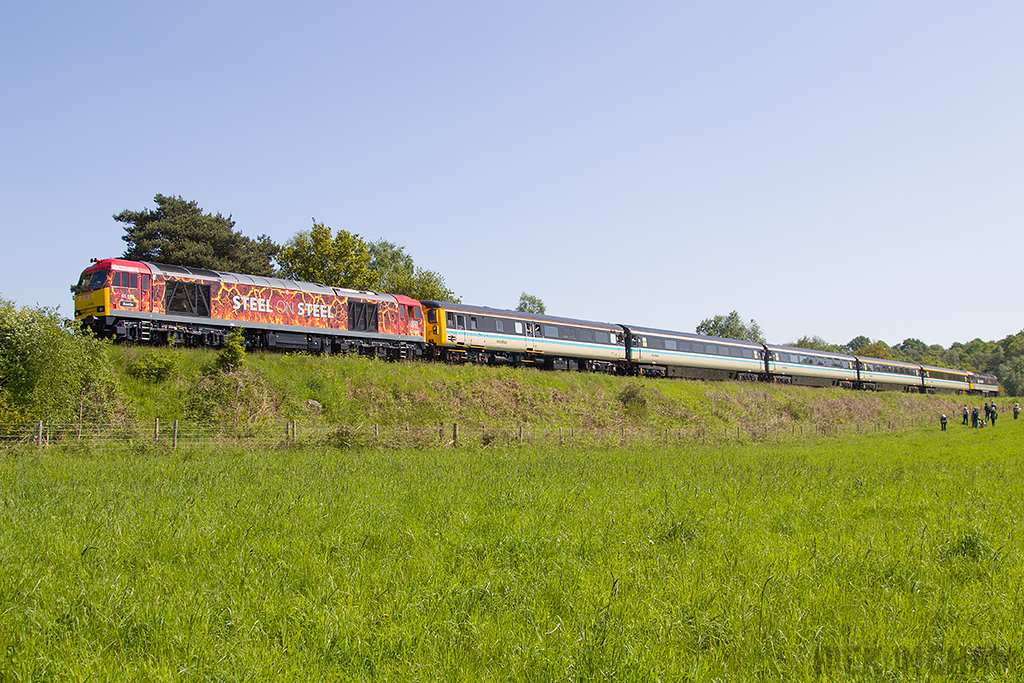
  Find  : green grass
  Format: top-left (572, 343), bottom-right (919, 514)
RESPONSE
top-left (2, 425), bottom-right (1022, 680)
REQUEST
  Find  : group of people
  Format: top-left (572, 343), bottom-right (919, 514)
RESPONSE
top-left (942, 401), bottom-right (1021, 430)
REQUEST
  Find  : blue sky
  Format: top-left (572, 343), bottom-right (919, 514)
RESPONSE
top-left (2, 2), bottom-right (1021, 347)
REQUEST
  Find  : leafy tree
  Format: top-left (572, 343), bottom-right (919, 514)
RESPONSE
top-left (117, 194), bottom-right (278, 275)
top-left (788, 335), bottom-right (844, 352)
top-left (845, 335), bottom-right (872, 353)
top-left (894, 338), bottom-right (929, 361)
top-left (277, 220), bottom-right (375, 289)
top-left (997, 357), bottom-right (1024, 396)
top-left (367, 240), bottom-right (459, 301)
top-left (856, 340), bottom-right (894, 360)
top-left (517, 293), bottom-right (546, 315)
top-left (696, 311), bottom-right (765, 343)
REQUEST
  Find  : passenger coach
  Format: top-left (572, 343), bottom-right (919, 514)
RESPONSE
top-left (421, 301), bottom-right (625, 371)
top-left (624, 325), bottom-right (765, 380)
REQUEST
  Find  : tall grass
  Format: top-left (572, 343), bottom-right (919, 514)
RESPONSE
top-left (1, 425), bottom-right (1021, 680)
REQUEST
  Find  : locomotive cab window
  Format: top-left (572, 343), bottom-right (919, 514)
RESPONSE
top-left (89, 271), bottom-right (109, 291)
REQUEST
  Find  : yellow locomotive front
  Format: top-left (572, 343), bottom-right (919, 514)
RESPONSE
top-left (73, 267), bottom-right (112, 320)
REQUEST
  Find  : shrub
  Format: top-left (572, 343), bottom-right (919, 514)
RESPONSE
top-left (214, 328), bottom-right (246, 372)
top-left (126, 352), bottom-right (177, 382)
top-left (0, 297), bottom-right (125, 422)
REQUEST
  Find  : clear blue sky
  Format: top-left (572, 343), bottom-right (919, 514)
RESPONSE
top-left (2, 2), bottom-right (1021, 348)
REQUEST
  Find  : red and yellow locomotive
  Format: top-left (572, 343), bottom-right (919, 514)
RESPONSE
top-left (74, 258), bottom-right (425, 357)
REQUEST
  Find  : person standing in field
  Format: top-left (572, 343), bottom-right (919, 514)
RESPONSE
top-left (962, 404), bottom-right (969, 425)
top-left (971, 406), bottom-right (979, 428)
top-left (990, 402), bottom-right (997, 425)
top-left (1014, 402), bottom-right (1020, 420)
top-left (940, 414), bottom-right (947, 431)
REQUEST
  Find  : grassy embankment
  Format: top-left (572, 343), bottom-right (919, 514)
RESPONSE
top-left (107, 345), bottom-right (996, 436)
top-left (1, 424), bottom-right (1022, 679)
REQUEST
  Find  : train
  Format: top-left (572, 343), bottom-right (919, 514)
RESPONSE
top-left (73, 258), bottom-right (999, 396)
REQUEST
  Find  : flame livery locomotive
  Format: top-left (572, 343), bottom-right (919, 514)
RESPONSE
top-left (74, 258), bottom-right (999, 396)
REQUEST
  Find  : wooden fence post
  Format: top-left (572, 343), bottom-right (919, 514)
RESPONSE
top-left (519, 425), bottom-right (523, 443)
top-left (37, 421), bottom-right (43, 449)
top-left (452, 423), bottom-right (459, 447)
top-left (154, 418), bottom-right (159, 443)
top-left (173, 420), bottom-right (179, 450)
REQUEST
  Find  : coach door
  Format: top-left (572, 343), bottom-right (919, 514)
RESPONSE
top-left (446, 311), bottom-right (467, 346)
top-left (525, 322), bottom-right (537, 352)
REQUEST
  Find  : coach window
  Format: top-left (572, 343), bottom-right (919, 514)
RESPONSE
top-left (665, 339), bottom-right (677, 351)
top-left (579, 329), bottom-right (594, 342)
top-left (594, 331), bottom-right (609, 344)
top-left (562, 327), bottom-right (578, 340)
top-left (693, 343), bottom-right (704, 354)
top-left (495, 320), bottom-right (505, 333)
top-left (446, 312), bottom-right (455, 327)
top-left (515, 322), bottom-right (523, 334)
top-left (142, 275), bottom-right (149, 291)
top-left (470, 316), bottom-right (477, 330)
top-left (456, 315), bottom-right (466, 330)
top-left (544, 325), bottom-right (558, 338)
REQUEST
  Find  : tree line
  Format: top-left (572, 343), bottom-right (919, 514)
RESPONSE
top-left (698, 311), bottom-right (1024, 396)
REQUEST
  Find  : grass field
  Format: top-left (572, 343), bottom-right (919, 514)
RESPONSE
top-left (2, 425), bottom-right (1022, 680)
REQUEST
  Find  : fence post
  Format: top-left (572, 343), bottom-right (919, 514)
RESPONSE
top-left (519, 425), bottom-right (523, 443)
top-left (452, 423), bottom-right (459, 447)
top-left (37, 421), bottom-right (43, 449)
top-left (438, 422), bottom-right (444, 443)
top-left (173, 420), bottom-right (179, 450)
top-left (154, 418), bottom-right (159, 443)
top-left (375, 424), bottom-right (379, 441)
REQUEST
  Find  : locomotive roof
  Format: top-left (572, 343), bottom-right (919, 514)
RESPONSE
top-left (143, 262), bottom-right (396, 302)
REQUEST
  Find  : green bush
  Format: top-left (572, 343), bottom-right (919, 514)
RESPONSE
top-left (125, 351), bottom-right (177, 382)
top-left (0, 297), bottom-right (126, 422)
top-left (214, 328), bottom-right (246, 372)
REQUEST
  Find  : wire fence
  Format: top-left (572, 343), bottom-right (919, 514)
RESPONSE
top-left (0, 413), bottom-right (964, 451)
